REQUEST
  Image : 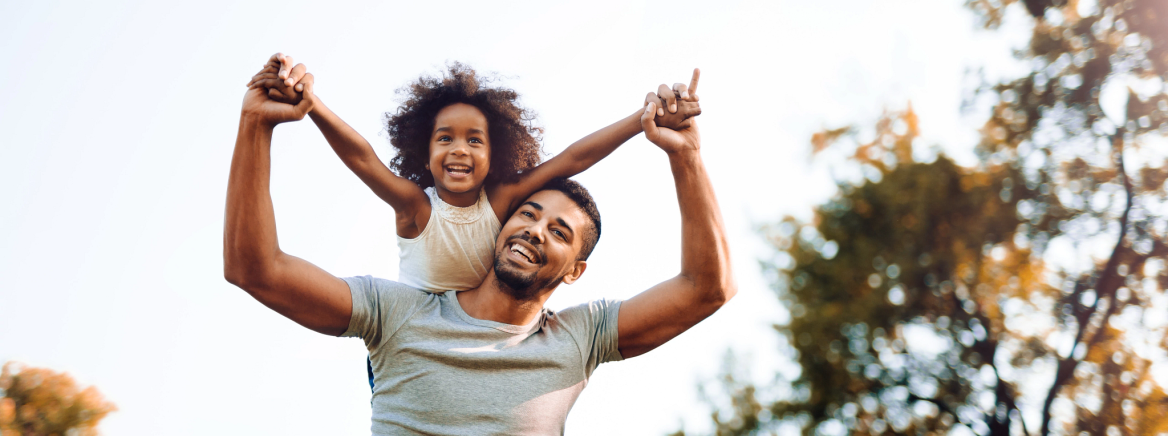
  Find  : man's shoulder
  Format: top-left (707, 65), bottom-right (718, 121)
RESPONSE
top-left (546, 298), bottom-right (623, 325)
top-left (341, 275), bottom-right (439, 340)
top-left (342, 275), bottom-right (436, 300)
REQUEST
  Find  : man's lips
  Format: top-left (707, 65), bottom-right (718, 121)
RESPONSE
top-left (506, 238), bottom-right (542, 265)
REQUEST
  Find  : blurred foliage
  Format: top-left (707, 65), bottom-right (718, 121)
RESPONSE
top-left (680, 0), bottom-right (1168, 435)
top-left (0, 362), bottom-right (116, 436)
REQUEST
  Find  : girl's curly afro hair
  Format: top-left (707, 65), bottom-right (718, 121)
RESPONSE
top-left (385, 62), bottom-right (544, 188)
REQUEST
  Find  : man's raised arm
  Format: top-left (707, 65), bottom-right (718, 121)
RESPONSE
top-left (616, 72), bottom-right (736, 359)
top-left (223, 71), bottom-right (353, 336)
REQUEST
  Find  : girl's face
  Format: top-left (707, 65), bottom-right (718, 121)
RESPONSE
top-left (428, 103), bottom-right (491, 204)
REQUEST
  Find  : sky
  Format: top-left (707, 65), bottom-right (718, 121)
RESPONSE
top-left (0, 1), bottom-right (1033, 434)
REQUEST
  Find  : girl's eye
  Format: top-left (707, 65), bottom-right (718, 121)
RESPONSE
top-left (469, 137), bottom-right (483, 144)
top-left (437, 135), bottom-right (452, 142)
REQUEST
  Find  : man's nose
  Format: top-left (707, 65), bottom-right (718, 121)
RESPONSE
top-left (524, 224), bottom-right (545, 244)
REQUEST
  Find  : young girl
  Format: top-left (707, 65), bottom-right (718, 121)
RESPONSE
top-left (247, 54), bottom-right (699, 388)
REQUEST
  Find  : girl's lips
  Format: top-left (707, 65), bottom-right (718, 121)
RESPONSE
top-left (445, 168), bottom-right (472, 180)
top-left (444, 164), bottom-right (474, 180)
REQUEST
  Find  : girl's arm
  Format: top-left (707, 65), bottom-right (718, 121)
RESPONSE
top-left (488, 96), bottom-right (700, 222)
top-left (258, 53), bottom-right (431, 238)
top-left (307, 101), bottom-right (431, 238)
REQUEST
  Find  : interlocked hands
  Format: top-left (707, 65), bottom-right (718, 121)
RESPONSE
top-left (240, 53), bottom-right (314, 127)
top-left (641, 69), bottom-right (702, 154)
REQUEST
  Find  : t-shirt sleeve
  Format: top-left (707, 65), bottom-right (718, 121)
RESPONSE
top-left (557, 299), bottom-right (624, 377)
top-left (340, 275), bottom-right (426, 349)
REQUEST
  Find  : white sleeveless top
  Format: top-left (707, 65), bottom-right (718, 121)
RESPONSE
top-left (397, 187), bottom-right (502, 292)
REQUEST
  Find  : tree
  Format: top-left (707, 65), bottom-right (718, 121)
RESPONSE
top-left (0, 362), bottom-right (117, 436)
top-left (683, 0), bottom-right (1168, 434)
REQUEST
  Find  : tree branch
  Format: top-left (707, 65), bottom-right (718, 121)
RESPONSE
top-left (1038, 132), bottom-right (1133, 436)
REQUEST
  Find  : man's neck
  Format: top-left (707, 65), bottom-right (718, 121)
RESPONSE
top-left (456, 272), bottom-right (554, 326)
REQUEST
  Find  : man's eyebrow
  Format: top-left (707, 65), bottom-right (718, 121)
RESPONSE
top-left (522, 201), bottom-right (543, 211)
top-left (555, 217), bottom-right (574, 235)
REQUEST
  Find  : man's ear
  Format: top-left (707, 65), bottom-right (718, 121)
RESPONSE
top-left (560, 260), bottom-right (588, 285)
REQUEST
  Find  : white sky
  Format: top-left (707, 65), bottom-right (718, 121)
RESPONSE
top-left (0, 1), bottom-right (1032, 434)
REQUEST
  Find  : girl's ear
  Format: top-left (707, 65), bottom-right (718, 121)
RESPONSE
top-left (560, 261), bottom-right (588, 285)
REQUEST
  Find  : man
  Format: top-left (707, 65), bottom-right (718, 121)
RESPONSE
top-left (223, 65), bottom-right (735, 434)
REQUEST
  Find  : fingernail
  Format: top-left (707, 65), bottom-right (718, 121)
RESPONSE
top-left (670, 104), bottom-right (677, 113)
top-left (657, 108), bottom-right (664, 116)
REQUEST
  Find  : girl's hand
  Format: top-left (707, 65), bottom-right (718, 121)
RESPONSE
top-left (652, 100), bottom-right (701, 130)
top-left (646, 69), bottom-right (701, 130)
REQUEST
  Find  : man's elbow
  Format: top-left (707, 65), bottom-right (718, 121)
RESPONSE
top-left (223, 255), bottom-right (274, 295)
top-left (709, 275), bottom-right (738, 307)
top-left (694, 269), bottom-right (737, 309)
top-left (223, 259), bottom-right (252, 290)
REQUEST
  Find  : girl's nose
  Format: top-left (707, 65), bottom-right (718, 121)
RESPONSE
top-left (450, 141), bottom-right (470, 156)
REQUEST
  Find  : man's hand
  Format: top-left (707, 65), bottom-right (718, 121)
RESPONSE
top-left (641, 69), bottom-right (701, 154)
top-left (246, 53), bottom-right (314, 105)
top-left (242, 53), bottom-right (315, 127)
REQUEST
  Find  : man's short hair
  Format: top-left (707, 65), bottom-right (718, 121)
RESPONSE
top-left (539, 178), bottom-right (601, 260)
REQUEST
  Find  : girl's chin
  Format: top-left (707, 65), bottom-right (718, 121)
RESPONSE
top-left (435, 181), bottom-right (481, 194)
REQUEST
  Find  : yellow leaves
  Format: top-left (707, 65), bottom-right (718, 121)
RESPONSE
top-left (0, 362), bottom-right (115, 436)
top-left (809, 106), bottom-right (922, 172)
top-left (965, 0), bottom-right (1020, 28)
top-left (1139, 166), bottom-right (1168, 192)
top-left (811, 126), bottom-right (852, 155)
top-left (960, 171), bottom-right (991, 192)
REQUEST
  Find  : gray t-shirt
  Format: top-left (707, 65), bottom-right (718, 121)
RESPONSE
top-left (341, 276), bottom-right (624, 435)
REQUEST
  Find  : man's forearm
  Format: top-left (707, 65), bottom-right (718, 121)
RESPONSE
top-left (223, 114), bottom-right (280, 287)
top-left (669, 149), bottom-right (734, 302)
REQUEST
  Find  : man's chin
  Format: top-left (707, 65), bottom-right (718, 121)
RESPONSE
top-left (493, 259), bottom-right (554, 301)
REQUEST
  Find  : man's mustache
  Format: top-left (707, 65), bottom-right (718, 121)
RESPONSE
top-left (504, 233), bottom-right (546, 266)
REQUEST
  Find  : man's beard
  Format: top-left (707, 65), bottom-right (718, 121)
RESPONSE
top-left (493, 235), bottom-right (562, 301)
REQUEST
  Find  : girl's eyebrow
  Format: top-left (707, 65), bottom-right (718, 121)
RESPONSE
top-left (433, 127), bottom-right (486, 135)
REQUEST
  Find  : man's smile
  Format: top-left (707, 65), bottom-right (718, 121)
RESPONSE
top-left (505, 237), bottom-right (542, 265)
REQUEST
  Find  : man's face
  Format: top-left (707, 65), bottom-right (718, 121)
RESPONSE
top-left (492, 190), bottom-right (590, 300)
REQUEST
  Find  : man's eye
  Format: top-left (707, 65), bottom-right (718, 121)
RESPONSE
top-left (553, 229), bottom-right (565, 239)
top-left (521, 211), bottom-right (534, 218)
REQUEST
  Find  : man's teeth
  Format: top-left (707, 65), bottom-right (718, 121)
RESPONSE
top-left (510, 244), bottom-right (536, 263)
